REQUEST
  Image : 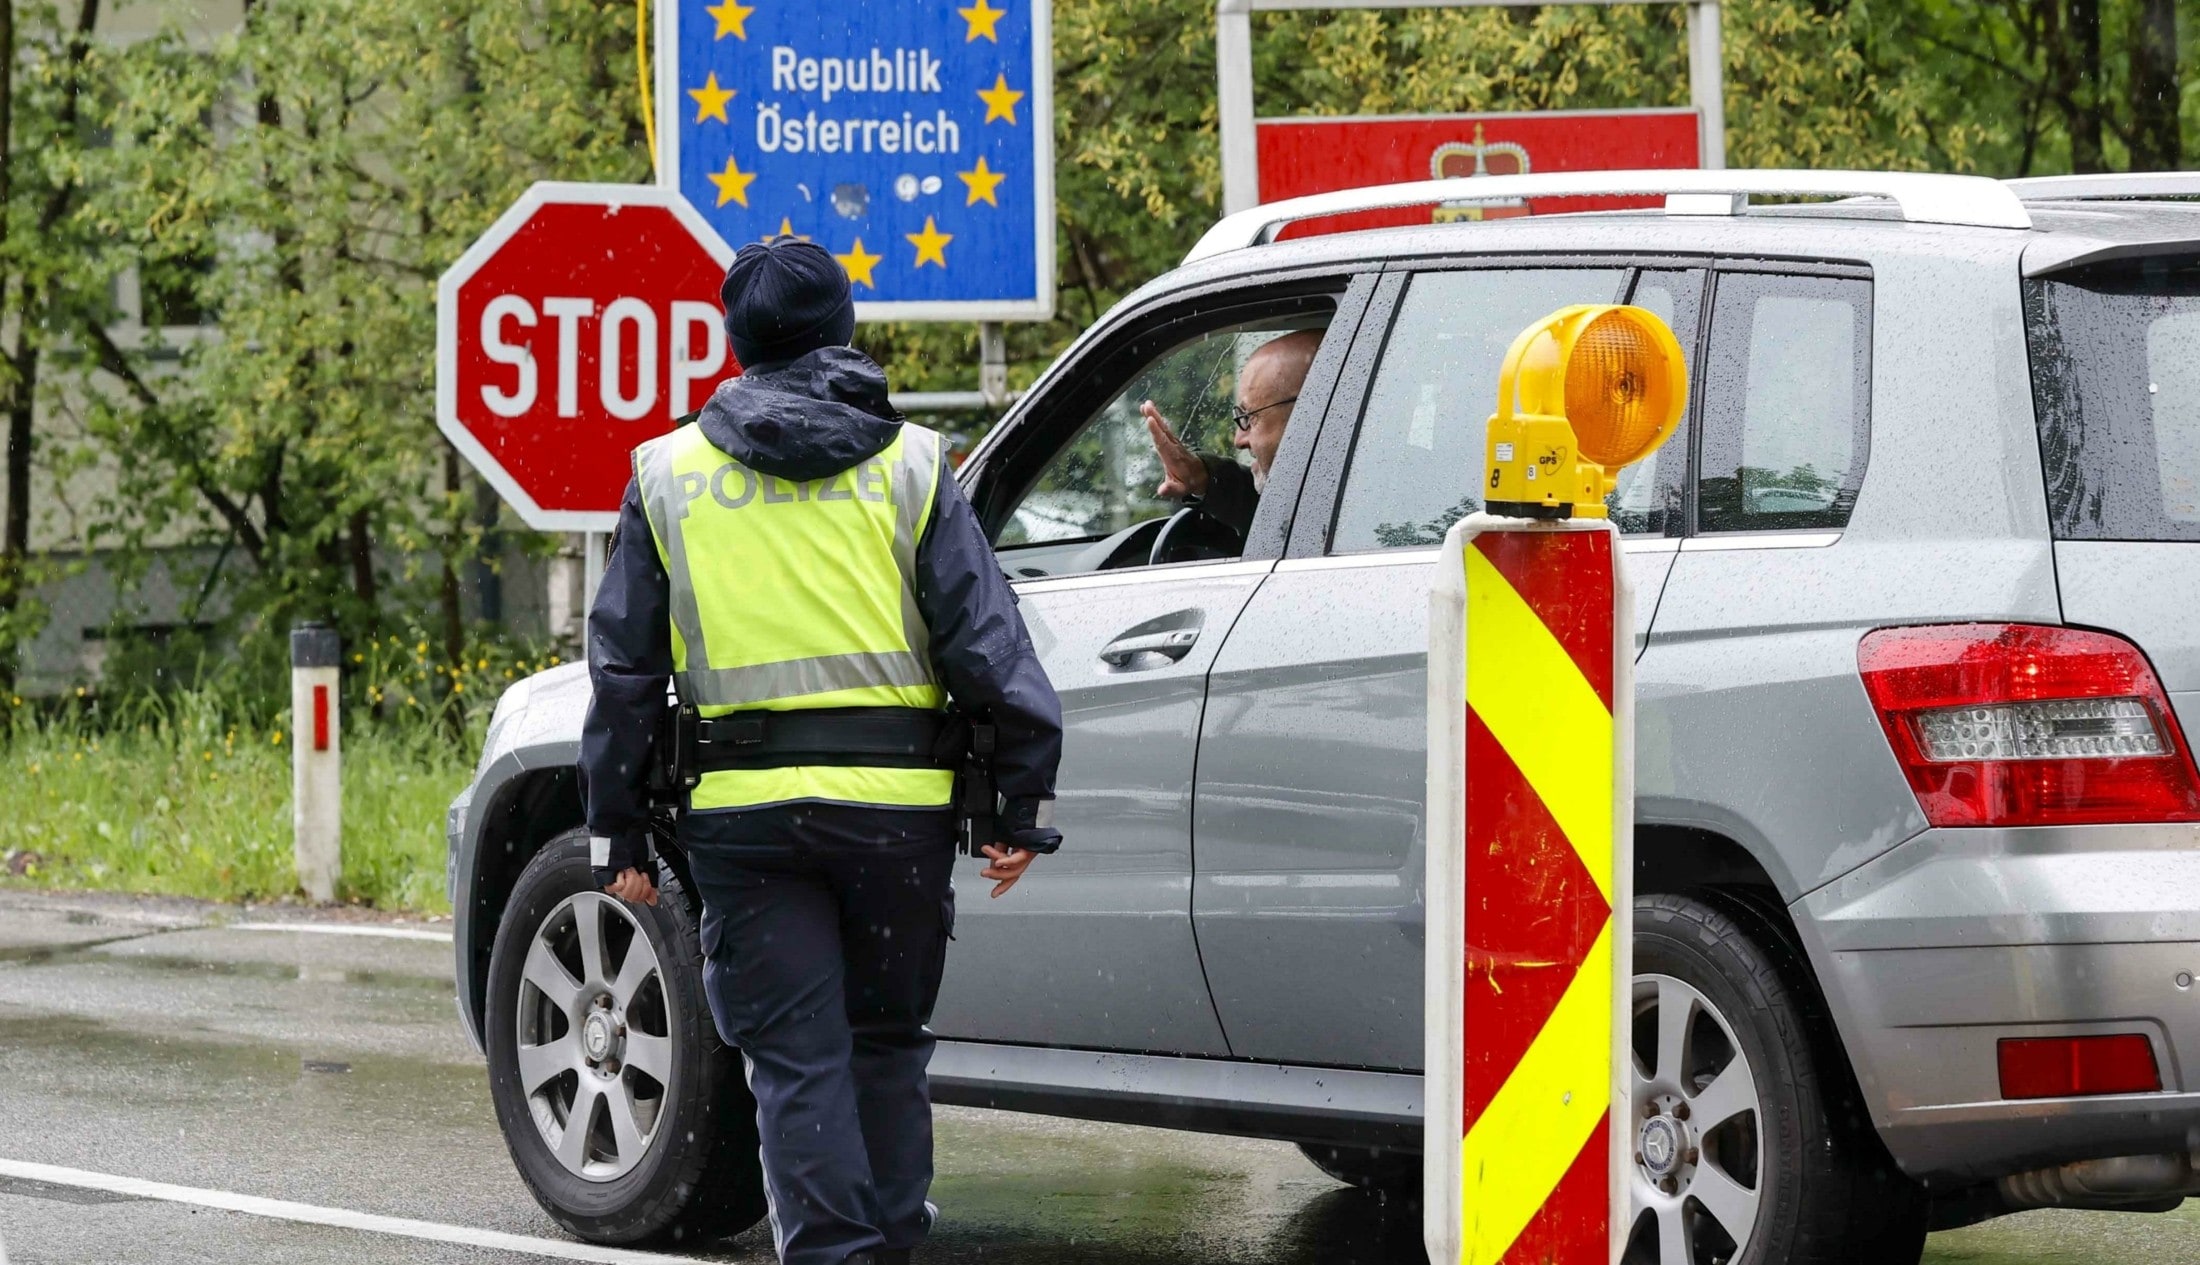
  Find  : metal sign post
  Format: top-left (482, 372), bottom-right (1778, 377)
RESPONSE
top-left (656, 0), bottom-right (1056, 321)
top-left (1217, 0), bottom-right (1726, 216)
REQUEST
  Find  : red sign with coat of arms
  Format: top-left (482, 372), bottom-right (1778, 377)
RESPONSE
top-left (1255, 109), bottom-right (1700, 239)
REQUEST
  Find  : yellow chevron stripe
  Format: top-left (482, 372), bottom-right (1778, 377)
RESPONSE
top-left (1460, 919), bottom-right (1615, 1264)
top-left (1463, 544), bottom-right (1615, 903)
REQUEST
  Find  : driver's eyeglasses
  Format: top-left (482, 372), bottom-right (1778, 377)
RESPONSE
top-left (1231, 396), bottom-right (1297, 433)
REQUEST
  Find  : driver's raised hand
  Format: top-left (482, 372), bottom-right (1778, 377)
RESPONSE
top-left (1141, 401), bottom-right (1211, 500)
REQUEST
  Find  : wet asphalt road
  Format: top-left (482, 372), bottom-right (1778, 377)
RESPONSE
top-left (1, 890), bottom-right (2198, 1265)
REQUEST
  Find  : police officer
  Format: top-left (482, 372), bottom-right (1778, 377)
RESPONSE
top-left (578, 237), bottom-right (1064, 1265)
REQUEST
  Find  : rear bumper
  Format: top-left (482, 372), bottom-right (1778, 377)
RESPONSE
top-left (1799, 823), bottom-right (2200, 1184)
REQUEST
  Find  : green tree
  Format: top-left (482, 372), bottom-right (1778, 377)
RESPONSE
top-left (38, 0), bottom-right (2198, 715)
top-left (1902, 0), bottom-right (2186, 175)
top-left (0, 0), bottom-right (115, 690)
top-left (74, 0), bottom-right (649, 690)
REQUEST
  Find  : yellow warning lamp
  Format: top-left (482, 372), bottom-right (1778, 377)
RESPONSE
top-left (1484, 304), bottom-right (1687, 520)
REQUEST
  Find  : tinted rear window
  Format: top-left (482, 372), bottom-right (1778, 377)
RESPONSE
top-left (2026, 257), bottom-right (2200, 541)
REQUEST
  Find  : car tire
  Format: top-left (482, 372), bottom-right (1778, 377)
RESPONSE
top-left (1298, 1142), bottom-right (1421, 1198)
top-left (1626, 892), bottom-right (1925, 1265)
top-left (484, 828), bottom-right (766, 1246)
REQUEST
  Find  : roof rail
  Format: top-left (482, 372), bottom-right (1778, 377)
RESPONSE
top-left (2005, 172), bottom-right (2200, 202)
top-left (1183, 169), bottom-right (2033, 263)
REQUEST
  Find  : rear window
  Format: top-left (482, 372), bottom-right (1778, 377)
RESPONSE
top-left (2026, 257), bottom-right (2200, 542)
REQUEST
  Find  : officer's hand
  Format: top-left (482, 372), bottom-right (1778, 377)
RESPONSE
top-left (1142, 401), bottom-right (1210, 500)
top-left (979, 845), bottom-right (1037, 899)
top-left (605, 867), bottom-right (658, 907)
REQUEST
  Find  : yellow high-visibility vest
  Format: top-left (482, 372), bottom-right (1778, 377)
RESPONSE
top-left (632, 419), bottom-right (951, 812)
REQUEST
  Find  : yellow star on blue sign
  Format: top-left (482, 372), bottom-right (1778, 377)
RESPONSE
top-left (708, 155), bottom-right (757, 208)
top-left (906, 217), bottom-right (953, 269)
top-left (836, 238), bottom-right (883, 289)
top-left (958, 0), bottom-right (1005, 42)
top-left (958, 157), bottom-right (1007, 207)
top-left (689, 73), bottom-right (736, 124)
top-left (707, 2), bottom-right (755, 40)
top-left (978, 74), bottom-right (1025, 125)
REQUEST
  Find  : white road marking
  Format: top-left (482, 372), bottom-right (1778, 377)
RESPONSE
top-left (0, 1159), bottom-right (718, 1264)
top-left (227, 922), bottom-right (453, 943)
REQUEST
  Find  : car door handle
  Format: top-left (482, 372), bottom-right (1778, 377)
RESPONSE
top-left (1098, 629), bottom-right (1200, 666)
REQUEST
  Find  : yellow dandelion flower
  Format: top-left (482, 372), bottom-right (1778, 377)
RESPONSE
top-left (271, 731), bottom-right (283, 745)
top-left (406, 696), bottom-right (417, 707)
top-left (476, 658), bottom-right (488, 671)
top-left (74, 686), bottom-right (86, 698)
top-left (452, 682), bottom-right (464, 694)
top-left (415, 640), bottom-right (428, 654)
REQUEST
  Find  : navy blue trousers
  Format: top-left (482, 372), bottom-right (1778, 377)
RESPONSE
top-left (685, 805), bottom-right (958, 1265)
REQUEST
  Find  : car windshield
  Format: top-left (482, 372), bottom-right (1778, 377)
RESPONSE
top-left (2026, 255), bottom-right (2200, 542)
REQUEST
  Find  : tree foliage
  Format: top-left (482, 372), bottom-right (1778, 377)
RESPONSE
top-left (56, 0), bottom-right (651, 676)
top-left (0, 0), bottom-right (2190, 701)
top-left (0, 0), bottom-right (110, 687)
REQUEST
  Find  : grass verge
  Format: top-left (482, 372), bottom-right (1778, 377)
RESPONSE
top-left (0, 700), bottom-right (472, 913)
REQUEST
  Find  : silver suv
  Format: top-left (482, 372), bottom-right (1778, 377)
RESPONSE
top-left (447, 170), bottom-right (2200, 1265)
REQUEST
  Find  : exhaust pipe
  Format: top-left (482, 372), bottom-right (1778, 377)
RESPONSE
top-left (1998, 1153), bottom-right (2200, 1212)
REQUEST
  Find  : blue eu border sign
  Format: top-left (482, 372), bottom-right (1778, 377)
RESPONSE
top-left (655, 0), bottom-right (1055, 322)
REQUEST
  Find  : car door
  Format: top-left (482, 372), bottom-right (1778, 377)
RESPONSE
top-left (1191, 263), bottom-right (1702, 1069)
top-left (927, 275), bottom-right (1376, 1055)
top-left (1634, 267), bottom-right (1911, 899)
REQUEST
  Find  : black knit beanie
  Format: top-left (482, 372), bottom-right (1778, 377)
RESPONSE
top-left (719, 237), bottom-right (856, 368)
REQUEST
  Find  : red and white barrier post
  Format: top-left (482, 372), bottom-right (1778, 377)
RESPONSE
top-left (290, 622), bottom-right (342, 903)
top-left (1425, 305), bottom-right (1689, 1264)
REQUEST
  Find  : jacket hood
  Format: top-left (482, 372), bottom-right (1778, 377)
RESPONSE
top-left (696, 346), bottom-right (901, 481)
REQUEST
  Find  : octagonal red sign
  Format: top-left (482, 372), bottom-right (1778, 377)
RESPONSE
top-left (437, 183), bottom-right (737, 532)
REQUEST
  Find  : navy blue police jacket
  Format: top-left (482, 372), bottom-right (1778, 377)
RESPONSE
top-left (578, 347), bottom-right (1064, 881)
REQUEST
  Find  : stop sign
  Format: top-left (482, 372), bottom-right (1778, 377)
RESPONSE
top-left (436, 183), bottom-right (737, 532)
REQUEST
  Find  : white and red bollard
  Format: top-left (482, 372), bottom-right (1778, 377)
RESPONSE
top-left (290, 623), bottom-right (342, 903)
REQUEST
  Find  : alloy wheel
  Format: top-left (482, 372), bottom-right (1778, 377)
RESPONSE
top-left (514, 892), bottom-right (675, 1182)
top-left (1626, 973), bottom-right (1764, 1265)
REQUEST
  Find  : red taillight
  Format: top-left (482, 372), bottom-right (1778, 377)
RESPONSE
top-left (1858, 624), bottom-right (2200, 828)
top-left (1998, 1034), bottom-right (2162, 1099)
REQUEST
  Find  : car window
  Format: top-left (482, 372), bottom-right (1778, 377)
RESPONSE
top-left (1611, 269), bottom-right (1703, 535)
top-left (1697, 273), bottom-right (1873, 533)
top-left (996, 316), bottom-right (1331, 573)
top-left (2026, 255), bottom-right (2200, 541)
top-left (1329, 267), bottom-right (1627, 553)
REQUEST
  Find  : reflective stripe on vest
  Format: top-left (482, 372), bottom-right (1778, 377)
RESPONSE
top-left (633, 418), bottom-right (950, 811)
